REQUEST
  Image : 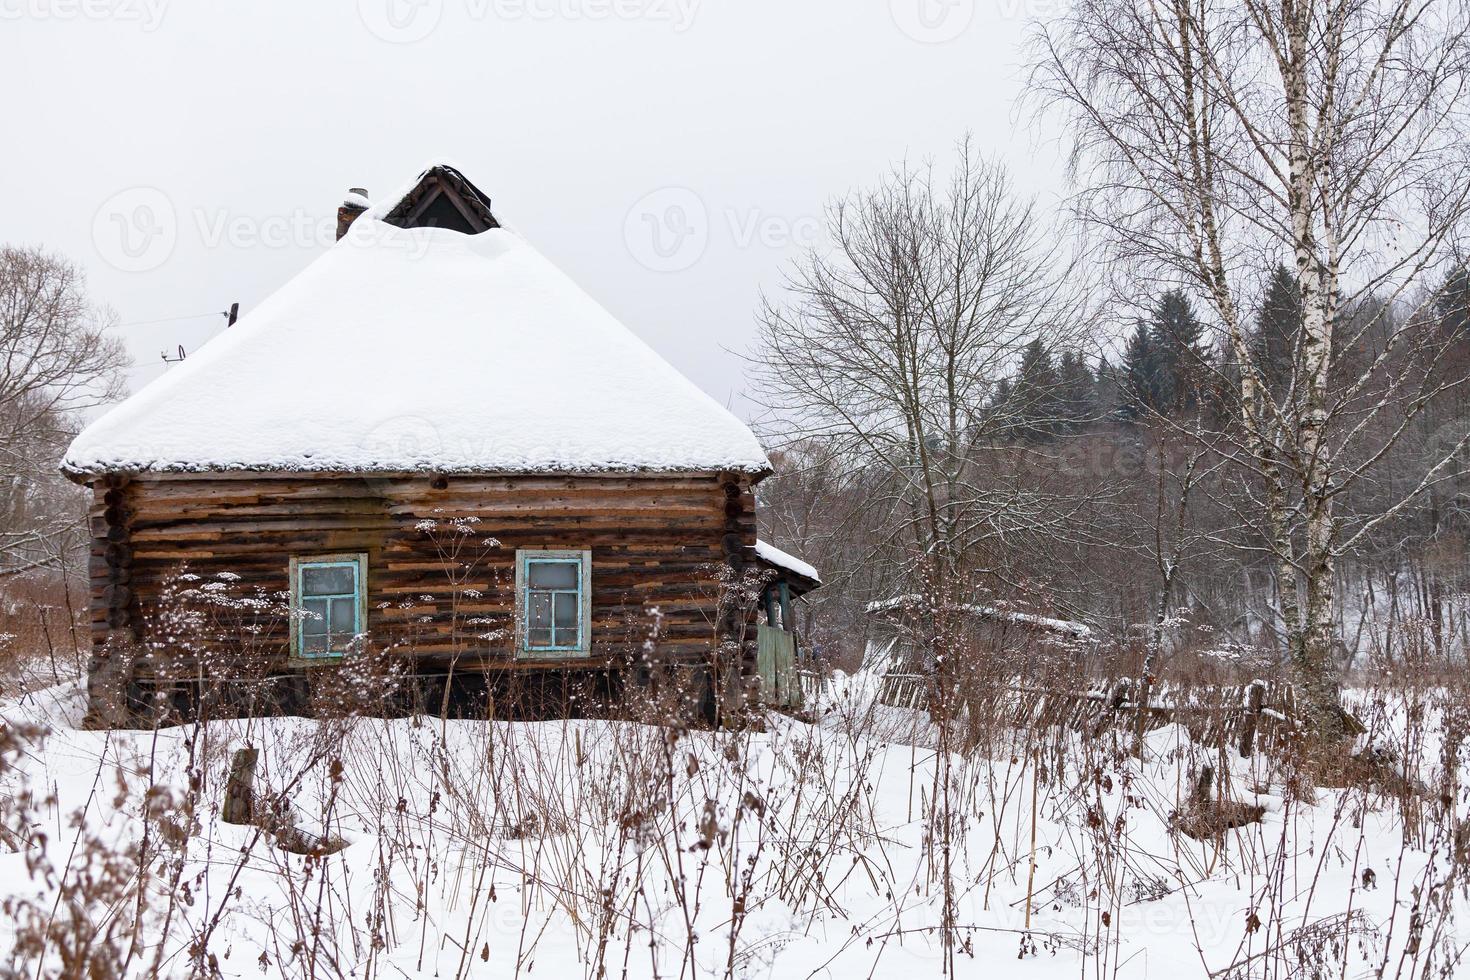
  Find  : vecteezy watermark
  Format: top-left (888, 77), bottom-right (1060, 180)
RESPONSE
top-left (357, 0), bottom-right (697, 43)
top-left (356, 0), bottom-right (443, 44)
top-left (91, 188), bottom-right (436, 273)
top-left (994, 0), bottom-right (1077, 18)
top-left (0, 0), bottom-right (168, 29)
top-left (889, 0), bottom-right (973, 43)
top-left (623, 188), bottom-right (709, 273)
top-left (193, 209), bottom-right (341, 251)
top-left (358, 416), bottom-right (446, 488)
top-left (93, 187), bottom-right (178, 274)
top-left (492, 0), bottom-right (697, 28)
top-left (623, 187), bottom-right (824, 273)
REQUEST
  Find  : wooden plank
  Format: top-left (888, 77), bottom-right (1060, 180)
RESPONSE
top-left (89, 471), bottom-right (760, 688)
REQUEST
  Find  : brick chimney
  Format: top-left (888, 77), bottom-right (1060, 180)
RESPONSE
top-left (336, 188), bottom-right (370, 240)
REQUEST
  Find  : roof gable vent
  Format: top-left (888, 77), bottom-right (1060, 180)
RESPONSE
top-left (382, 165), bottom-right (499, 234)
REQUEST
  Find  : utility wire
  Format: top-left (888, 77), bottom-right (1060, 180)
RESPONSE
top-left (110, 311), bottom-right (230, 330)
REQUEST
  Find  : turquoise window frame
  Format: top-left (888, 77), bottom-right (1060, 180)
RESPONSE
top-left (289, 553), bottom-right (367, 664)
top-left (515, 549), bottom-right (592, 658)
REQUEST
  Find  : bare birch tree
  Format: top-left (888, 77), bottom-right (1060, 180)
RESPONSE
top-left (0, 246), bottom-right (127, 576)
top-left (1031, 0), bottom-right (1470, 742)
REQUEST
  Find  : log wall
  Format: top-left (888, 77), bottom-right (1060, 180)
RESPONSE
top-left (85, 470), bottom-right (761, 694)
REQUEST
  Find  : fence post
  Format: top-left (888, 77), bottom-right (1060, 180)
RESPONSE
top-left (222, 746), bottom-right (258, 825)
top-left (1238, 680), bottom-right (1265, 758)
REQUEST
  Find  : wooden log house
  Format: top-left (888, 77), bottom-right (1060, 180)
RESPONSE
top-left (63, 163), bottom-right (819, 725)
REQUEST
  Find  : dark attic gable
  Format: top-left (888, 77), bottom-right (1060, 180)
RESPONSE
top-left (337, 164), bottom-right (501, 240)
top-left (401, 189), bottom-right (489, 235)
top-left (385, 165), bottom-right (500, 234)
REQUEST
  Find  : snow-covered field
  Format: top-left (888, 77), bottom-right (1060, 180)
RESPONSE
top-left (1, 675), bottom-right (1465, 978)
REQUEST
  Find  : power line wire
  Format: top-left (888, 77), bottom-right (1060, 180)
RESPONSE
top-left (110, 311), bottom-right (229, 330)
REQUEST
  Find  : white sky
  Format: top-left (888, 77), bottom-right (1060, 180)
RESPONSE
top-left (2, 0), bottom-right (1068, 420)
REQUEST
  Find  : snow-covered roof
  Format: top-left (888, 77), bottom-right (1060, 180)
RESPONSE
top-left (63, 166), bottom-right (770, 479)
top-left (865, 594), bottom-right (1093, 639)
top-left (754, 540), bottom-right (820, 584)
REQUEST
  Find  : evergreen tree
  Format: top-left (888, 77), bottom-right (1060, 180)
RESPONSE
top-left (1010, 338), bottom-right (1062, 440)
top-left (989, 376), bottom-right (1014, 433)
top-left (1437, 267), bottom-right (1470, 338)
top-left (1149, 289), bottom-right (1209, 412)
top-left (1057, 349), bottom-right (1096, 430)
top-left (1094, 355), bottom-right (1124, 421)
top-left (1252, 263), bottom-right (1301, 396)
top-left (1121, 321), bottom-right (1161, 418)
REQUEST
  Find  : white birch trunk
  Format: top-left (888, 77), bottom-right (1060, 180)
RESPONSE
top-left (1282, 1), bottom-right (1346, 740)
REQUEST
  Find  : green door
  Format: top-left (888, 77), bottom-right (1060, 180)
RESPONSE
top-left (756, 624), bottom-right (801, 709)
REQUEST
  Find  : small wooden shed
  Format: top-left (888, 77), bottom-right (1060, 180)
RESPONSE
top-left (63, 162), bottom-right (818, 724)
top-left (864, 594), bottom-right (1093, 709)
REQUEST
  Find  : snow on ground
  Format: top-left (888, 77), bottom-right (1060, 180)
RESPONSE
top-left (0, 676), bottom-right (1465, 978)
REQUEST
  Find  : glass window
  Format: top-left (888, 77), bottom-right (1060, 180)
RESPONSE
top-left (518, 550), bottom-right (589, 655)
top-left (293, 556), bottom-right (364, 659)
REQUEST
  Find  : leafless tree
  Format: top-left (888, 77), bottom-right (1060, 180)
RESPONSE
top-left (1125, 417), bottom-right (1226, 749)
top-left (747, 138), bottom-right (1093, 599)
top-left (1031, 0), bottom-right (1470, 743)
top-left (0, 246), bottom-right (127, 577)
top-left (747, 140), bottom-right (1102, 967)
top-left (754, 442), bottom-right (889, 669)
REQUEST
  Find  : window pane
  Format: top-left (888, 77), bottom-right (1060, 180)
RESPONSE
top-left (302, 598), bottom-right (329, 636)
top-left (528, 560), bottom-right (577, 590)
top-left (553, 592), bottom-right (578, 629)
top-left (528, 592), bottom-right (552, 629)
top-left (520, 553), bottom-right (586, 654)
top-left (303, 564), bottom-right (355, 596)
top-left (329, 597), bottom-right (356, 633)
top-left (303, 632), bottom-right (329, 656)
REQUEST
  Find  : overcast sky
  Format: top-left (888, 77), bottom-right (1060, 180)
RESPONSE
top-left (3, 0), bottom-right (1067, 420)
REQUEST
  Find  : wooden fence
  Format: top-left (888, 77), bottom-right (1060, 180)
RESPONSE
top-left (796, 667), bottom-right (823, 703)
top-left (877, 672), bottom-right (1301, 754)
